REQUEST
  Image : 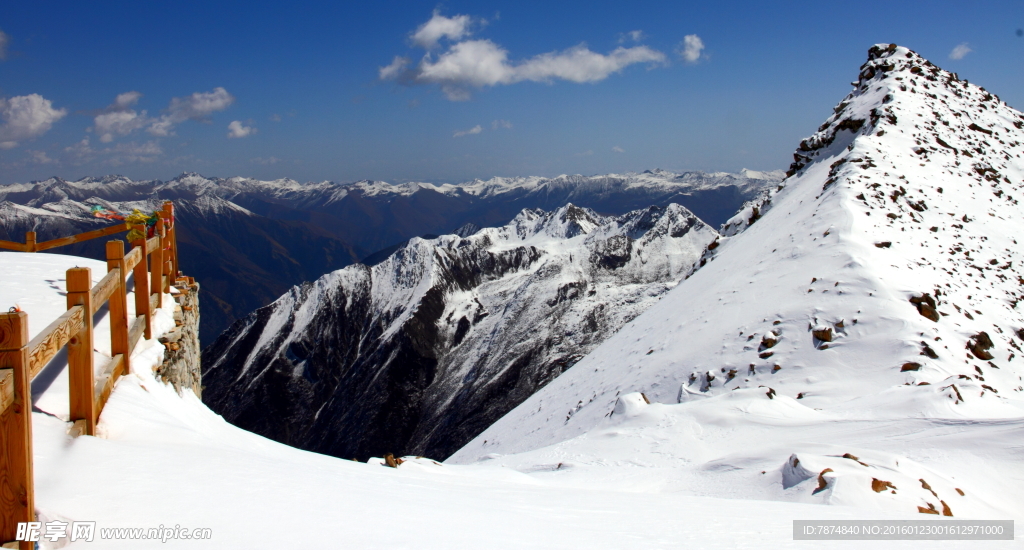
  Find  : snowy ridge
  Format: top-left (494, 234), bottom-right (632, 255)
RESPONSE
top-left (1, 169), bottom-right (783, 211)
top-left (451, 45), bottom-right (1024, 519)
top-left (202, 203), bottom-right (717, 460)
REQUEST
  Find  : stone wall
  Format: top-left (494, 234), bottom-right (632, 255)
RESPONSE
top-left (154, 278), bottom-right (202, 397)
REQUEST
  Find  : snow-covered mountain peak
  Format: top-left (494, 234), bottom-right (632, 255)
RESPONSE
top-left (203, 202), bottom-right (717, 460)
top-left (724, 42), bottom-right (1022, 236)
top-left (500, 203), bottom-right (601, 242)
top-left (451, 45), bottom-right (1024, 517)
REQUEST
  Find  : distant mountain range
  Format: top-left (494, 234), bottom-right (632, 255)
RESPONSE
top-left (0, 169), bottom-right (780, 343)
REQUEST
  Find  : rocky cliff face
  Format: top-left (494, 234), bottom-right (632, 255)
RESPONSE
top-left (156, 278), bottom-right (203, 397)
top-left (202, 203), bottom-right (717, 460)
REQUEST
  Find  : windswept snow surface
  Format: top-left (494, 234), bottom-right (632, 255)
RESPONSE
top-left (452, 45), bottom-right (1024, 523)
top-left (2, 256), bottom-right (1002, 549)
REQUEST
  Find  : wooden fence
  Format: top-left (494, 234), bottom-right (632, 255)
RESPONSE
top-left (0, 201), bottom-right (184, 549)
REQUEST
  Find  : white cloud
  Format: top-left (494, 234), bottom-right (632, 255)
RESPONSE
top-left (618, 30), bottom-right (645, 44)
top-left (382, 12), bottom-right (668, 100)
top-left (576, 150), bottom-right (594, 157)
top-left (453, 125), bottom-right (483, 138)
top-left (379, 56), bottom-right (412, 80)
top-left (612, 145), bottom-right (625, 153)
top-left (148, 87), bottom-right (235, 136)
top-left (417, 40), bottom-right (512, 90)
top-left (678, 34), bottom-right (704, 63)
top-left (27, 150), bottom-right (56, 164)
top-left (949, 43), bottom-right (972, 60)
top-left (114, 91), bottom-right (142, 109)
top-left (0, 30), bottom-right (9, 61)
top-left (92, 91), bottom-right (151, 142)
top-left (269, 113), bottom-right (282, 122)
top-left (0, 94), bottom-right (67, 148)
top-left (146, 118), bottom-right (174, 137)
top-left (514, 44), bottom-right (666, 83)
top-left (411, 11), bottom-right (475, 49)
top-left (492, 119), bottom-right (512, 129)
top-left (64, 138), bottom-right (95, 161)
top-left (251, 156), bottom-right (281, 165)
top-left (63, 137), bottom-right (162, 165)
top-left (408, 39), bottom-right (665, 100)
top-left (105, 141), bottom-right (163, 166)
top-left (227, 120), bottom-right (256, 138)
top-left (96, 111), bottom-right (148, 143)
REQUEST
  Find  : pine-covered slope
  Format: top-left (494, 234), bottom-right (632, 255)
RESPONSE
top-left (450, 45), bottom-right (1024, 518)
top-left (202, 203), bottom-right (717, 460)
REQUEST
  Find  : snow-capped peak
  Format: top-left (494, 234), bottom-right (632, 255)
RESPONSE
top-left (450, 44), bottom-right (1024, 519)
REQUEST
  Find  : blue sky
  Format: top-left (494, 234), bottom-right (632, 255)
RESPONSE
top-left (0, 1), bottom-right (1021, 185)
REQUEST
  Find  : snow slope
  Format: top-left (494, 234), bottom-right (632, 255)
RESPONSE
top-left (4, 254), bottom-right (998, 549)
top-left (450, 45), bottom-right (1024, 521)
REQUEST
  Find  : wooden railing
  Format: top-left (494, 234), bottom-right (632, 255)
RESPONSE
top-left (0, 201), bottom-right (184, 550)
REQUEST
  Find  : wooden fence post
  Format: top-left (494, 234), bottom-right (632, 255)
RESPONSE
top-left (24, 232), bottom-right (36, 253)
top-left (131, 226), bottom-right (152, 339)
top-left (66, 267), bottom-right (96, 436)
top-left (162, 201), bottom-right (178, 281)
top-left (151, 219), bottom-right (164, 311)
top-left (106, 240), bottom-right (130, 376)
top-left (0, 311), bottom-right (34, 550)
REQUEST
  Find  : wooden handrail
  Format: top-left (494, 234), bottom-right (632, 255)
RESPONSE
top-left (1, 201), bottom-right (186, 548)
top-left (0, 368), bottom-right (12, 414)
top-left (0, 202), bottom-right (179, 256)
top-left (0, 241), bottom-right (28, 252)
top-left (90, 268), bottom-right (121, 315)
top-left (124, 245), bottom-right (142, 272)
top-left (27, 305), bottom-right (85, 379)
top-left (34, 222), bottom-right (130, 252)
top-left (0, 222), bottom-right (130, 254)
top-left (93, 354), bottom-right (125, 415)
top-left (128, 315), bottom-right (146, 353)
